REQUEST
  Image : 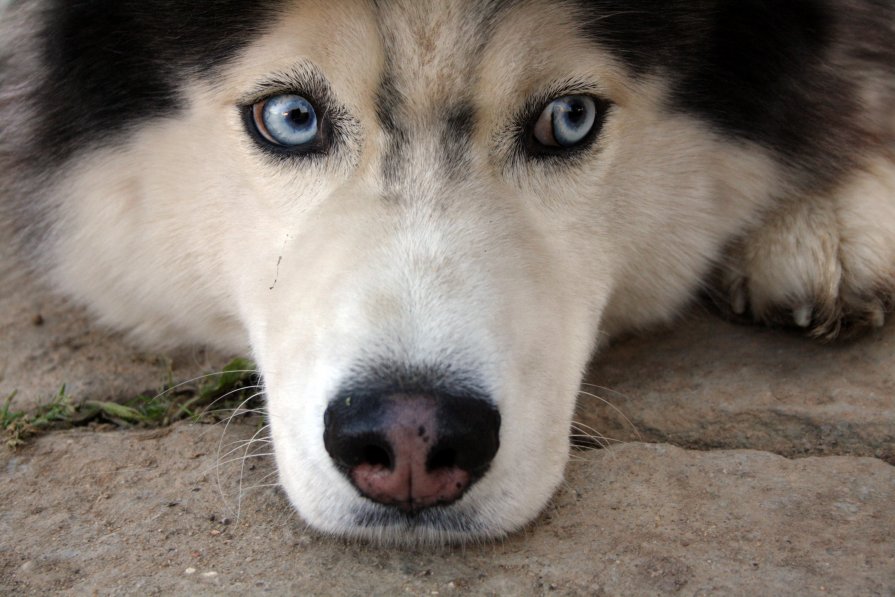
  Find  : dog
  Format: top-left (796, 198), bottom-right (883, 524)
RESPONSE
top-left (1, 0), bottom-right (893, 544)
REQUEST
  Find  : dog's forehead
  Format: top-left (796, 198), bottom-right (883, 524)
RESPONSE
top-left (231, 0), bottom-right (619, 110)
top-left (371, 0), bottom-right (624, 112)
top-left (370, 0), bottom-right (501, 104)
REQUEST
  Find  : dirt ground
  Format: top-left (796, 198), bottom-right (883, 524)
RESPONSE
top-left (1, 261), bottom-right (894, 595)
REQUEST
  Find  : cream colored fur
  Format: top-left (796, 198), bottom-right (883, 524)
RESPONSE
top-left (724, 156), bottom-right (895, 336)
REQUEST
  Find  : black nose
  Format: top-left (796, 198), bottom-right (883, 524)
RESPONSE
top-left (323, 389), bottom-right (500, 512)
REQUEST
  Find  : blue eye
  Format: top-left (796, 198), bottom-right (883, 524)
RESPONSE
top-left (532, 95), bottom-right (599, 149)
top-left (252, 94), bottom-right (319, 147)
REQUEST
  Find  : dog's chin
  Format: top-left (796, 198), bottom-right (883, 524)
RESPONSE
top-left (337, 503), bottom-right (508, 546)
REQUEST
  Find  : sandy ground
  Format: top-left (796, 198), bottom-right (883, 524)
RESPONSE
top-left (1, 260), bottom-right (893, 595)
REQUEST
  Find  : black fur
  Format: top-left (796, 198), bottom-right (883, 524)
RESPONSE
top-left (36, 0), bottom-right (281, 165)
top-left (373, 69), bottom-right (479, 189)
top-left (441, 101), bottom-right (477, 181)
top-left (374, 68), bottom-right (410, 188)
top-left (578, 0), bottom-right (895, 188)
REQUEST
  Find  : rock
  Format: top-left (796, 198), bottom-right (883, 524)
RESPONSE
top-left (578, 312), bottom-right (895, 463)
top-left (1, 425), bottom-right (892, 595)
top-left (1, 243), bottom-right (893, 593)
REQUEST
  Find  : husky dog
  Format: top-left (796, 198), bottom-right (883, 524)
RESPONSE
top-left (1, 0), bottom-right (893, 544)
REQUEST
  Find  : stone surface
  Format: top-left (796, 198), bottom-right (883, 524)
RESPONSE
top-left (578, 312), bottom-right (895, 463)
top-left (0, 426), bottom-right (893, 595)
top-left (2, 249), bottom-right (894, 594)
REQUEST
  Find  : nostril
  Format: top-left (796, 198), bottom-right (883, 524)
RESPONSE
top-left (427, 446), bottom-right (456, 470)
top-left (361, 443), bottom-right (392, 469)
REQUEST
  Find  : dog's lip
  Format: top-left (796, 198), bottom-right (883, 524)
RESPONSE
top-left (354, 495), bottom-right (457, 522)
top-left (351, 500), bottom-right (489, 535)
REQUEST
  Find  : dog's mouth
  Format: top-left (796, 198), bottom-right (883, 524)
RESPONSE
top-left (351, 501), bottom-right (493, 538)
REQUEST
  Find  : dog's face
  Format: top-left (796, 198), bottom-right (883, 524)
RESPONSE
top-left (39, 0), bottom-right (773, 542)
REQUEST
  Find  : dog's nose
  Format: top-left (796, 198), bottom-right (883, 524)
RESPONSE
top-left (323, 391), bottom-right (500, 512)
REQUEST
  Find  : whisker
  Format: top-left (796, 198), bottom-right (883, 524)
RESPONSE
top-left (146, 369), bottom-right (260, 402)
top-left (567, 453), bottom-right (593, 463)
top-left (202, 404), bottom-right (269, 421)
top-left (236, 421), bottom-right (276, 521)
top-left (569, 435), bottom-right (608, 451)
top-left (197, 385), bottom-right (265, 418)
top-left (214, 433), bottom-right (273, 452)
top-left (575, 389), bottom-right (642, 441)
top-left (235, 482), bottom-right (281, 494)
top-left (242, 469), bottom-right (281, 487)
top-left (571, 420), bottom-right (627, 445)
top-left (208, 392), bottom-right (268, 427)
top-left (578, 382), bottom-right (630, 401)
top-left (214, 396), bottom-right (271, 519)
top-left (210, 452), bottom-right (275, 469)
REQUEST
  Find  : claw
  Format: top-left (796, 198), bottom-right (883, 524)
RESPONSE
top-left (869, 303), bottom-right (886, 328)
top-left (793, 304), bottom-right (812, 328)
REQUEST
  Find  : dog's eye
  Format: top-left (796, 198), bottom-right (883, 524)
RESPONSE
top-left (532, 95), bottom-right (598, 149)
top-left (251, 94), bottom-right (319, 147)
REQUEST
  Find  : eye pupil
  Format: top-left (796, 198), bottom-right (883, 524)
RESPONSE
top-left (288, 108), bottom-right (311, 126)
top-left (567, 102), bottom-right (586, 124)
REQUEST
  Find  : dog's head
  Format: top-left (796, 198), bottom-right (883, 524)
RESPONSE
top-left (26, 0), bottom-right (778, 543)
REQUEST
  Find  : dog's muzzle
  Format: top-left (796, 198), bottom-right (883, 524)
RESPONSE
top-left (323, 383), bottom-right (500, 513)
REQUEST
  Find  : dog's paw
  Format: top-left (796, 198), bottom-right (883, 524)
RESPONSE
top-left (720, 159), bottom-right (895, 339)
